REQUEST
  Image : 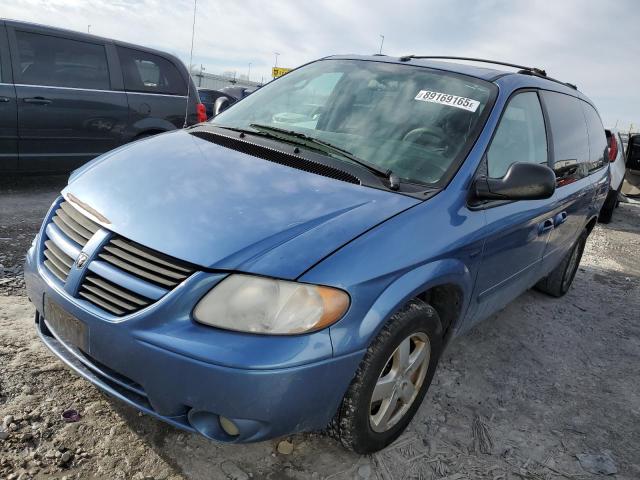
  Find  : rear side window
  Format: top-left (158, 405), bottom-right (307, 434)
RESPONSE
top-left (540, 91), bottom-right (589, 186)
top-left (581, 103), bottom-right (607, 173)
top-left (117, 47), bottom-right (186, 95)
top-left (487, 92), bottom-right (547, 178)
top-left (15, 31), bottom-right (110, 90)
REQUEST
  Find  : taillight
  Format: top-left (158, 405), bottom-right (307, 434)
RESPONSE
top-left (196, 103), bottom-right (207, 123)
top-left (608, 134), bottom-right (618, 162)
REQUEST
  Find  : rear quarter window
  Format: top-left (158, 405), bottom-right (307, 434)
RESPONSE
top-left (117, 46), bottom-right (186, 95)
top-left (540, 91), bottom-right (589, 186)
top-left (581, 103), bottom-right (607, 173)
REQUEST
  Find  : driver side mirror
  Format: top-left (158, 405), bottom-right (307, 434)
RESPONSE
top-left (474, 162), bottom-right (556, 201)
top-left (213, 96), bottom-right (230, 116)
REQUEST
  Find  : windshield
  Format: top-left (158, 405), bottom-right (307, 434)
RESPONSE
top-left (211, 59), bottom-right (495, 186)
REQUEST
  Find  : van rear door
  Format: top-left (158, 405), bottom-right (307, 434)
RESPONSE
top-left (581, 103), bottom-right (609, 214)
top-left (0, 23), bottom-right (18, 172)
top-left (7, 23), bottom-right (128, 172)
top-left (538, 91), bottom-right (594, 273)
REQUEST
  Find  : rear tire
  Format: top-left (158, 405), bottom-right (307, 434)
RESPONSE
top-left (598, 188), bottom-right (618, 223)
top-left (535, 230), bottom-right (587, 297)
top-left (331, 299), bottom-right (443, 453)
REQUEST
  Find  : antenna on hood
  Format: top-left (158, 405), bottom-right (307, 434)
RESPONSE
top-left (183, 0), bottom-right (198, 128)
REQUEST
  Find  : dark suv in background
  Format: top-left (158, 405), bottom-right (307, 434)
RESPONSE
top-left (198, 86), bottom-right (259, 119)
top-left (197, 88), bottom-right (235, 119)
top-left (0, 19), bottom-right (206, 173)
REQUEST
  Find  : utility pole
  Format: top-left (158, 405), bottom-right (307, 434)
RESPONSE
top-left (248, 62), bottom-right (252, 81)
top-left (198, 64), bottom-right (205, 87)
top-left (274, 52), bottom-right (280, 68)
top-left (183, 0), bottom-right (197, 128)
top-left (379, 35), bottom-right (384, 54)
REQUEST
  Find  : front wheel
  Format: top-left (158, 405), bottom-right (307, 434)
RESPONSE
top-left (331, 299), bottom-right (442, 453)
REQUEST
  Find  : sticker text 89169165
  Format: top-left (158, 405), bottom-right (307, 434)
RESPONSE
top-left (414, 90), bottom-right (480, 112)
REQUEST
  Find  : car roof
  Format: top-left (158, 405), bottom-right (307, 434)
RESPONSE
top-left (327, 54), bottom-right (506, 80)
top-left (1, 18), bottom-right (184, 66)
top-left (325, 54), bottom-right (590, 102)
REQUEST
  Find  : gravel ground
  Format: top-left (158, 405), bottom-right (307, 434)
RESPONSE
top-left (0, 175), bottom-right (639, 479)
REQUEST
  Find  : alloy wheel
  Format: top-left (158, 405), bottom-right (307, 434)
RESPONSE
top-left (369, 332), bottom-right (430, 433)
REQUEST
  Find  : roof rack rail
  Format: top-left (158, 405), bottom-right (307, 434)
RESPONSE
top-left (398, 55), bottom-right (578, 90)
top-left (516, 68), bottom-right (578, 90)
top-left (399, 55), bottom-right (546, 75)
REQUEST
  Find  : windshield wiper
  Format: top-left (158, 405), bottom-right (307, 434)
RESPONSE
top-left (249, 123), bottom-right (399, 189)
top-left (210, 124), bottom-right (254, 134)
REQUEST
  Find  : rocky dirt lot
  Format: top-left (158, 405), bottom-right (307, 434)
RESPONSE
top-left (0, 176), bottom-right (639, 480)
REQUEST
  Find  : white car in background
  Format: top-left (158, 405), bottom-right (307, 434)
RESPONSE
top-left (599, 128), bottom-right (627, 223)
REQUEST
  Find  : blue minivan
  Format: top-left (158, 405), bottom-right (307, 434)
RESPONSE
top-left (24, 55), bottom-right (609, 453)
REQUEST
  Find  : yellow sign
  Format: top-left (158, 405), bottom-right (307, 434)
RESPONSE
top-left (272, 67), bottom-right (292, 78)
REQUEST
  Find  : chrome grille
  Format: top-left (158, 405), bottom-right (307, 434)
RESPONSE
top-left (79, 274), bottom-right (152, 316)
top-left (80, 237), bottom-right (195, 316)
top-left (42, 201), bottom-right (100, 283)
top-left (41, 199), bottom-right (195, 316)
top-left (54, 201), bottom-right (100, 244)
top-left (43, 240), bottom-right (74, 282)
top-left (99, 238), bottom-right (193, 288)
top-left (99, 238), bottom-right (192, 287)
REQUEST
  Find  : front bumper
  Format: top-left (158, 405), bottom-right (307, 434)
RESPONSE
top-left (25, 241), bottom-right (364, 442)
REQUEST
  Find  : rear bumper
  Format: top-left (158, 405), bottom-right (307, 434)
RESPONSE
top-left (25, 243), bottom-right (364, 443)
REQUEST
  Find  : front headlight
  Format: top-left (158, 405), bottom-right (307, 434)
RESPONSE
top-left (193, 274), bottom-right (350, 335)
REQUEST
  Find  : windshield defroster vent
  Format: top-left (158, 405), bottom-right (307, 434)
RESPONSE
top-left (190, 130), bottom-right (361, 185)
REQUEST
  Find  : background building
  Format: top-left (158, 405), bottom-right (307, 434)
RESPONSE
top-left (192, 69), bottom-right (263, 90)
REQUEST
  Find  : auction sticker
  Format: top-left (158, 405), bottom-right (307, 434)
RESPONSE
top-left (415, 90), bottom-right (480, 112)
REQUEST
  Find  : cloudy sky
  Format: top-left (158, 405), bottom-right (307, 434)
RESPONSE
top-left (3, 0), bottom-right (639, 129)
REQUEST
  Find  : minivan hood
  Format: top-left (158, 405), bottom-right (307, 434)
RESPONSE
top-left (64, 130), bottom-right (419, 279)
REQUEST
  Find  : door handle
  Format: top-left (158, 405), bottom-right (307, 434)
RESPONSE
top-left (554, 211), bottom-right (568, 226)
top-left (538, 218), bottom-right (554, 235)
top-left (0, 96), bottom-right (10, 103)
top-left (23, 97), bottom-right (52, 105)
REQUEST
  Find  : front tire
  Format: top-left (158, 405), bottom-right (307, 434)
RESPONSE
top-left (332, 299), bottom-right (443, 453)
top-left (535, 230), bottom-right (587, 297)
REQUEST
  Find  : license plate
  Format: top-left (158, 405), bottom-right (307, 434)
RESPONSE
top-left (45, 298), bottom-right (89, 352)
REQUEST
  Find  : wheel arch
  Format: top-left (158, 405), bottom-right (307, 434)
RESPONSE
top-left (134, 129), bottom-right (166, 139)
top-left (340, 258), bottom-right (473, 356)
top-left (125, 118), bottom-right (177, 142)
top-left (416, 283), bottom-right (464, 341)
